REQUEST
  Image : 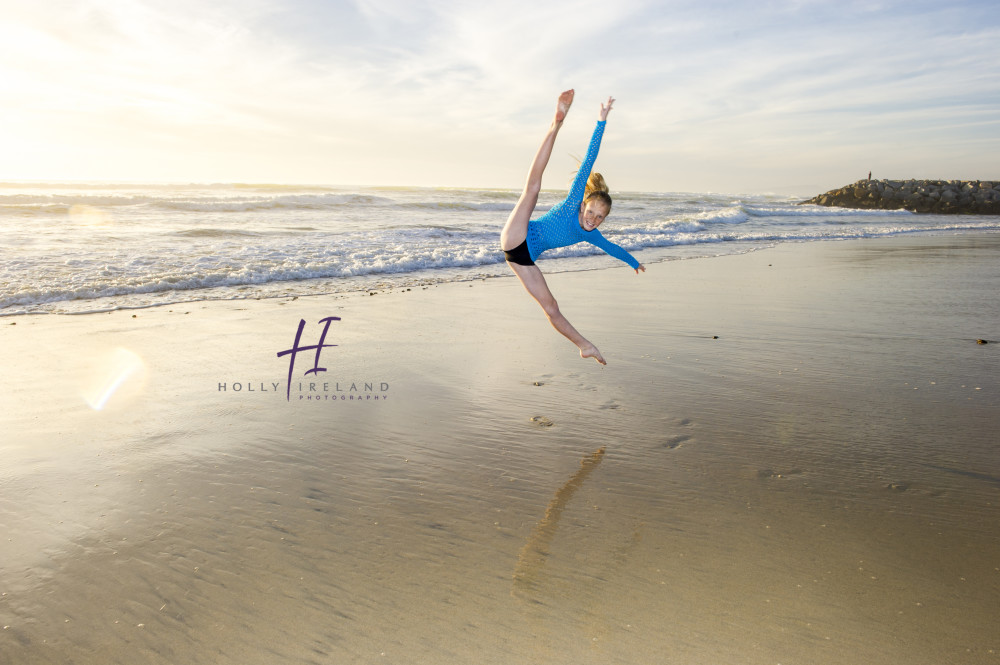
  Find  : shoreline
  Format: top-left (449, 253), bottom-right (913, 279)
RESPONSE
top-left (3, 227), bottom-right (999, 320)
top-left (3, 232), bottom-right (998, 664)
top-left (7, 179), bottom-right (1000, 317)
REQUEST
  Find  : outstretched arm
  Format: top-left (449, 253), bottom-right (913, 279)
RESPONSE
top-left (567, 122), bottom-right (606, 203)
top-left (565, 97), bottom-right (616, 203)
top-left (587, 231), bottom-right (644, 273)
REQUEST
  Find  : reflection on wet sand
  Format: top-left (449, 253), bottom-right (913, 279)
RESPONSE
top-left (512, 447), bottom-right (606, 599)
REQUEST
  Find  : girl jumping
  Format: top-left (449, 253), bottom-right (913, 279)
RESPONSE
top-left (500, 90), bottom-right (644, 365)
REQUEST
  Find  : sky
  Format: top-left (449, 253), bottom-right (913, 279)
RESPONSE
top-left (1, 0), bottom-right (998, 195)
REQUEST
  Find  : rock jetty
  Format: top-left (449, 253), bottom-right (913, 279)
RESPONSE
top-left (801, 179), bottom-right (1000, 214)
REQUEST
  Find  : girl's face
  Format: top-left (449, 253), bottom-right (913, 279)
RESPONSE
top-left (579, 200), bottom-right (610, 232)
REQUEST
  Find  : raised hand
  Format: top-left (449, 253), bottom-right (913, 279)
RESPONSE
top-left (599, 96), bottom-right (615, 121)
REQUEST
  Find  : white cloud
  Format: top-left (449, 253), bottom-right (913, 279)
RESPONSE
top-left (0, 0), bottom-right (997, 191)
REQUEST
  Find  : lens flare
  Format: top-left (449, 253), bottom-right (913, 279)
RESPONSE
top-left (82, 347), bottom-right (147, 411)
top-left (68, 204), bottom-right (111, 226)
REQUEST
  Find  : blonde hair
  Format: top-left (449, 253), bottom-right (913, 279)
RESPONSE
top-left (584, 172), bottom-right (612, 209)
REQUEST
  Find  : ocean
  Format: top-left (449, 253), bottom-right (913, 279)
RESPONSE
top-left (3, 181), bottom-right (998, 315)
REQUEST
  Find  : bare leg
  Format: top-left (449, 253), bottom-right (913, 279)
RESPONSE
top-left (500, 89), bottom-right (574, 252)
top-left (508, 262), bottom-right (606, 365)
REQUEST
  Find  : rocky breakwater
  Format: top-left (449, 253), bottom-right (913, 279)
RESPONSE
top-left (801, 179), bottom-right (1000, 214)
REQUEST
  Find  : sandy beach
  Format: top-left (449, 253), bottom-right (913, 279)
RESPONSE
top-left (2, 233), bottom-right (998, 664)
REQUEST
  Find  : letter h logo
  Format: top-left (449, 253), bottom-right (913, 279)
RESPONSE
top-left (277, 316), bottom-right (340, 401)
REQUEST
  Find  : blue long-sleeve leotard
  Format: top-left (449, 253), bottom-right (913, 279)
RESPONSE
top-left (524, 120), bottom-right (640, 270)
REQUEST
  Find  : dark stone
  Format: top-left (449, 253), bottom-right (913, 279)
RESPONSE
top-left (800, 179), bottom-right (1000, 214)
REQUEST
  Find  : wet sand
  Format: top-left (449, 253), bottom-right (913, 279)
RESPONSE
top-left (2, 234), bottom-right (999, 664)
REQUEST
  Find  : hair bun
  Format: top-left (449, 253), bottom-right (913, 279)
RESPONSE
top-left (584, 172), bottom-right (612, 209)
top-left (585, 172), bottom-right (609, 197)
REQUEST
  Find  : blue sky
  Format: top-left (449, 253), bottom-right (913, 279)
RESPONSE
top-left (1, 0), bottom-right (997, 194)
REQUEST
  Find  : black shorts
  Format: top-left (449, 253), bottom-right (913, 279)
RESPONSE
top-left (503, 239), bottom-right (535, 266)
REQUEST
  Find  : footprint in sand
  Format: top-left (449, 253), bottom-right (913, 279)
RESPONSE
top-left (661, 418), bottom-right (695, 449)
top-left (531, 374), bottom-right (555, 387)
top-left (662, 434), bottom-right (692, 449)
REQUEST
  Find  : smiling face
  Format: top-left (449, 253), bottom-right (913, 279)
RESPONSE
top-left (579, 199), bottom-right (610, 231)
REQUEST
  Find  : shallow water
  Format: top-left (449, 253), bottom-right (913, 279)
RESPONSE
top-left (4, 182), bottom-right (1000, 315)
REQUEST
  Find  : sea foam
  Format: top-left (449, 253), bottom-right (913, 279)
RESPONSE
top-left (2, 183), bottom-right (997, 314)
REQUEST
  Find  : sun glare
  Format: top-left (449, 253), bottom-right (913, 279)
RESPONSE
top-left (82, 347), bottom-right (147, 411)
top-left (69, 204), bottom-right (113, 226)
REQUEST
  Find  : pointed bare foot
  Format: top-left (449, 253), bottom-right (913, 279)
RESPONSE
top-left (555, 89), bottom-right (574, 123)
top-left (580, 344), bottom-right (606, 365)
